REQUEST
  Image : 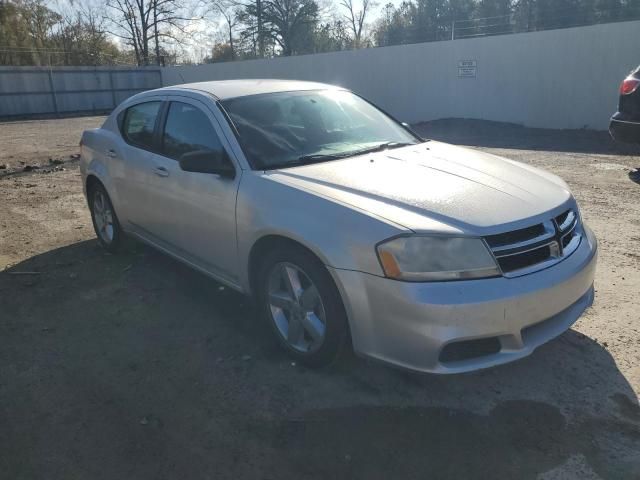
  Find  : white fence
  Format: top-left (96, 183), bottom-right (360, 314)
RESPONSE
top-left (163, 21), bottom-right (640, 131)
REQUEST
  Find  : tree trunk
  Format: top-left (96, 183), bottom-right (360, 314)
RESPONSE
top-left (228, 23), bottom-right (235, 59)
top-left (133, 41), bottom-right (141, 66)
top-left (137, 0), bottom-right (149, 65)
top-left (153, 0), bottom-right (161, 65)
top-left (257, 0), bottom-right (264, 57)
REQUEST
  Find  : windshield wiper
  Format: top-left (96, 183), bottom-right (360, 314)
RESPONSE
top-left (265, 142), bottom-right (419, 170)
top-left (298, 142), bottom-right (417, 164)
top-left (357, 141), bottom-right (417, 154)
top-left (263, 153), bottom-right (347, 170)
top-left (296, 153), bottom-right (348, 164)
top-left (318, 142), bottom-right (416, 161)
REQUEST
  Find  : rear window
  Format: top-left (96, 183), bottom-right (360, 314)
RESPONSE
top-left (121, 101), bottom-right (162, 150)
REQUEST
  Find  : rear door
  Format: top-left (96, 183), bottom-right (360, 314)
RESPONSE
top-left (111, 97), bottom-right (165, 226)
top-left (142, 96), bottom-right (242, 285)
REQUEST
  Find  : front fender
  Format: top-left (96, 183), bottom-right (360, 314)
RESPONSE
top-left (236, 172), bottom-right (407, 292)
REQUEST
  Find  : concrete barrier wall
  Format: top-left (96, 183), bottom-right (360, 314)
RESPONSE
top-left (162, 21), bottom-right (640, 130)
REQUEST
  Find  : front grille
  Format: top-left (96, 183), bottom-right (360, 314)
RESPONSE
top-left (485, 209), bottom-right (581, 277)
top-left (485, 224), bottom-right (547, 248)
top-left (497, 245), bottom-right (552, 272)
top-left (555, 211), bottom-right (571, 229)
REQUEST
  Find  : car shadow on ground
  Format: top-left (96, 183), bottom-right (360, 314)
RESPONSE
top-left (1, 240), bottom-right (639, 479)
top-left (415, 118), bottom-right (640, 156)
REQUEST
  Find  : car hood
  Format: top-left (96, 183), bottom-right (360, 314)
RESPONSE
top-left (267, 141), bottom-right (573, 234)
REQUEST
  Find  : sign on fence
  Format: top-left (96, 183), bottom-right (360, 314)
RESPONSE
top-left (458, 60), bottom-right (477, 78)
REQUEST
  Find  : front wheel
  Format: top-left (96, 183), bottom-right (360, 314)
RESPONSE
top-left (256, 246), bottom-right (349, 368)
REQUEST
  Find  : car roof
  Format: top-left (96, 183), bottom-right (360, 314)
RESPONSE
top-left (156, 79), bottom-right (346, 100)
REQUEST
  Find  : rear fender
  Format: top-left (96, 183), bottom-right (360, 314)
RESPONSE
top-left (81, 129), bottom-right (121, 214)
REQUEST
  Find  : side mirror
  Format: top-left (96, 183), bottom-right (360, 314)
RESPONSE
top-left (179, 149), bottom-right (235, 178)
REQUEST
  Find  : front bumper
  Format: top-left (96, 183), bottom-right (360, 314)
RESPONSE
top-left (330, 225), bottom-right (597, 374)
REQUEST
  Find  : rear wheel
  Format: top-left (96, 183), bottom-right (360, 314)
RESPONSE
top-left (89, 182), bottom-right (123, 253)
top-left (256, 246), bottom-right (349, 367)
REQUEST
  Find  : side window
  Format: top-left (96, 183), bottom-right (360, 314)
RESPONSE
top-left (162, 102), bottom-right (224, 160)
top-left (122, 101), bottom-right (162, 150)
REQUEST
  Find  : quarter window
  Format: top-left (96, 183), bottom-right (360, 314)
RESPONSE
top-left (122, 101), bottom-right (161, 150)
top-left (162, 102), bottom-right (224, 161)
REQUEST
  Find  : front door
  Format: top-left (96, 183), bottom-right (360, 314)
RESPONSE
top-left (141, 97), bottom-right (242, 285)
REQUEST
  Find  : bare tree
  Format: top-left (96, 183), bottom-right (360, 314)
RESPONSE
top-left (339, 0), bottom-right (373, 48)
top-left (207, 0), bottom-right (239, 59)
top-left (105, 0), bottom-right (187, 65)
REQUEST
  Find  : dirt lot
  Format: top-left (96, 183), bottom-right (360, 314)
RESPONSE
top-left (1, 117), bottom-right (639, 479)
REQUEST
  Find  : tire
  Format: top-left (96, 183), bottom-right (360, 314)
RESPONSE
top-left (88, 182), bottom-right (123, 253)
top-left (256, 245), bottom-right (349, 368)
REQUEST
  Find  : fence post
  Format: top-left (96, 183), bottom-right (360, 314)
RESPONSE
top-left (109, 71), bottom-right (117, 109)
top-left (47, 65), bottom-right (59, 117)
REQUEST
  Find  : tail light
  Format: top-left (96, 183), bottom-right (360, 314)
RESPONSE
top-left (620, 76), bottom-right (640, 95)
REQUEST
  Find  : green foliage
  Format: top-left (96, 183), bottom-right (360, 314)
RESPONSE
top-left (312, 21), bottom-right (351, 52)
top-left (0, 0), bottom-right (124, 65)
top-left (203, 42), bottom-right (235, 62)
top-left (240, 0), bottom-right (320, 56)
top-left (373, 0), bottom-right (640, 46)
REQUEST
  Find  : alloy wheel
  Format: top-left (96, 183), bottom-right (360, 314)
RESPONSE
top-left (93, 190), bottom-right (115, 244)
top-left (266, 262), bottom-right (327, 353)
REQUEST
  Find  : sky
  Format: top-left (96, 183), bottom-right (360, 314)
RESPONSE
top-left (47, 0), bottom-right (404, 63)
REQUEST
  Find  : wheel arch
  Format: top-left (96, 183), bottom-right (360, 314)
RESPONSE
top-left (84, 168), bottom-right (120, 217)
top-left (246, 233), bottom-right (354, 352)
top-left (85, 174), bottom-right (103, 197)
top-left (247, 234), bottom-right (332, 296)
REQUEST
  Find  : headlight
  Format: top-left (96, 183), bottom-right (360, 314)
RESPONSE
top-left (376, 236), bottom-right (501, 282)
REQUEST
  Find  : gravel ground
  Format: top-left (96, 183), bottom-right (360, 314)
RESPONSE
top-left (0, 117), bottom-right (639, 480)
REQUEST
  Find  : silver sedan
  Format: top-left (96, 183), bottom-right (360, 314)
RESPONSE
top-left (80, 80), bottom-right (597, 373)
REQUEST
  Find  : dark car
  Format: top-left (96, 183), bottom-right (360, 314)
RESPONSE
top-left (610, 65), bottom-right (640, 144)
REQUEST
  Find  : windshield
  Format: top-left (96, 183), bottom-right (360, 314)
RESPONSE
top-left (221, 89), bottom-right (421, 169)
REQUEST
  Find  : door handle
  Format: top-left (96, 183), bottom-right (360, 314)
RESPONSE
top-left (154, 166), bottom-right (169, 177)
top-left (106, 149), bottom-right (117, 158)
